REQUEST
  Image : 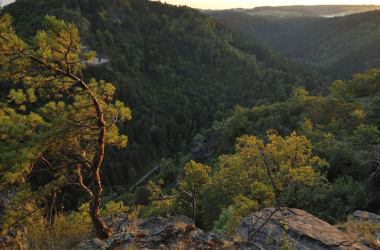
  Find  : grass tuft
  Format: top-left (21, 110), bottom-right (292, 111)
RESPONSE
top-left (175, 220), bottom-right (187, 232)
top-left (233, 233), bottom-right (245, 244)
top-left (337, 220), bottom-right (380, 248)
top-left (28, 213), bottom-right (92, 250)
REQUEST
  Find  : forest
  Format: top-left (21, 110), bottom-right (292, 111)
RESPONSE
top-left (0, 0), bottom-right (380, 249)
top-left (204, 5), bottom-right (380, 18)
top-left (0, 0), bottom-right (329, 205)
top-left (209, 9), bottom-right (380, 80)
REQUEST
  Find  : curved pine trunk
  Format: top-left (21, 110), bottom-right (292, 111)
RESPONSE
top-left (90, 168), bottom-right (113, 239)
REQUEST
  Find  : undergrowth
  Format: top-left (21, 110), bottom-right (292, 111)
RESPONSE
top-left (28, 213), bottom-right (92, 250)
top-left (337, 219), bottom-right (380, 248)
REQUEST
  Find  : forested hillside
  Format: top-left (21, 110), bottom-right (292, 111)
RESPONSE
top-left (1, 0), bottom-right (328, 200)
top-left (204, 5), bottom-right (380, 18)
top-left (2, 1), bottom-right (380, 249)
top-left (140, 69), bottom-right (380, 232)
top-left (210, 9), bottom-right (380, 80)
top-left (209, 11), bottom-right (320, 42)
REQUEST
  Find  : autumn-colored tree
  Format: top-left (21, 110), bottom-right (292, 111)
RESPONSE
top-left (0, 14), bottom-right (131, 239)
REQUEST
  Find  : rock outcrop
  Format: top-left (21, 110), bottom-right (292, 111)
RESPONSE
top-left (236, 207), bottom-right (371, 250)
top-left (347, 210), bottom-right (380, 248)
top-left (75, 208), bottom-right (380, 249)
top-left (74, 216), bottom-right (246, 250)
top-left (192, 136), bottom-right (211, 161)
top-left (350, 210), bottom-right (380, 224)
top-left (80, 42), bottom-right (110, 66)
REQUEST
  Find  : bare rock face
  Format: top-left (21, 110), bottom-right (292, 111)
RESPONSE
top-left (74, 216), bottom-right (239, 250)
top-left (75, 209), bottom-right (378, 250)
top-left (236, 207), bottom-right (371, 250)
top-left (0, 189), bottom-right (29, 250)
top-left (350, 210), bottom-right (380, 224)
top-left (348, 210), bottom-right (380, 248)
top-left (192, 136), bottom-right (211, 161)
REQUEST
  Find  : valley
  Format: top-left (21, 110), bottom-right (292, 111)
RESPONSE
top-left (1, 1), bottom-right (380, 249)
top-left (208, 7), bottom-right (380, 80)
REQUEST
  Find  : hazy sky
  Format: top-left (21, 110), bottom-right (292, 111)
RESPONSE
top-left (162, 1), bottom-right (380, 9)
top-left (1, 0), bottom-right (379, 9)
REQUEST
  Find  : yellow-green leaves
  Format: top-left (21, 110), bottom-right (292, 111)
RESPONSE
top-left (330, 80), bottom-right (350, 99)
top-left (179, 160), bottom-right (210, 191)
top-left (293, 87), bottom-right (309, 102)
top-left (202, 130), bottom-right (327, 227)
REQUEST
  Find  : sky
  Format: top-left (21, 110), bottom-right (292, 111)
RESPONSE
top-left (161, 0), bottom-right (380, 10)
top-left (1, 0), bottom-right (379, 9)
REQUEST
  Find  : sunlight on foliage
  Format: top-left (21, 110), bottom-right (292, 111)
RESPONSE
top-left (202, 130), bottom-right (328, 228)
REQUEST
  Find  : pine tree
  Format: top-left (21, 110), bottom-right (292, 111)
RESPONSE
top-left (0, 14), bottom-right (131, 239)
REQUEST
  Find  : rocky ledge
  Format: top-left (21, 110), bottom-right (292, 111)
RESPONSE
top-left (74, 216), bottom-right (258, 250)
top-left (10, 206), bottom-right (367, 249)
top-left (236, 208), bottom-right (373, 250)
top-left (75, 208), bottom-right (380, 249)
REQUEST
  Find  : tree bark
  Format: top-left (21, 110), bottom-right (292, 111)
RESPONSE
top-left (2, 21), bottom-right (115, 240)
top-left (90, 167), bottom-right (113, 239)
top-left (192, 187), bottom-right (196, 226)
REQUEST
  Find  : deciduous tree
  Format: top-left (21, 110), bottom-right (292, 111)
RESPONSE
top-left (149, 160), bottom-right (210, 225)
top-left (202, 130), bottom-right (327, 232)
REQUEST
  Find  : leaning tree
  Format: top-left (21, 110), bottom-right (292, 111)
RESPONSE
top-left (0, 14), bottom-right (131, 239)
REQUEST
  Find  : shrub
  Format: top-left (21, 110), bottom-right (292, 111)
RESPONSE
top-left (317, 176), bottom-right (373, 224)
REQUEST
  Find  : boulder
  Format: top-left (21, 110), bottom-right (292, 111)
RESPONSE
top-left (236, 207), bottom-right (371, 250)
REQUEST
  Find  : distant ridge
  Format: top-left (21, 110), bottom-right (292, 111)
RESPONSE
top-left (202, 5), bottom-right (380, 18)
top-left (208, 8), bottom-right (380, 80)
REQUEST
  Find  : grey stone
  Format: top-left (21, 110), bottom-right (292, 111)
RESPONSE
top-left (240, 241), bottom-right (265, 250)
top-left (104, 233), bottom-right (133, 247)
top-left (350, 210), bottom-right (380, 224)
top-left (74, 238), bottom-right (106, 250)
top-left (236, 207), bottom-right (371, 250)
top-left (192, 136), bottom-right (211, 161)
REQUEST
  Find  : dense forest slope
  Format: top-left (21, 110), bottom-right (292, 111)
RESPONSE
top-left (205, 5), bottom-right (380, 18)
top-left (0, 0), bottom-right (329, 201)
top-left (210, 9), bottom-right (380, 80)
top-left (209, 11), bottom-right (320, 42)
top-left (2, 2), bottom-right (380, 248)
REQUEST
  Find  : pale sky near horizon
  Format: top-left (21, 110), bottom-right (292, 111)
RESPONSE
top-left (160, 0), bottom-right (380, 10)
top-left (1, 0), bottom-right (379, 9)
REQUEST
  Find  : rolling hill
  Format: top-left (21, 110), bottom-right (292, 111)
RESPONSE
top-left (209, 8), bottom-right (380, 80)
top-left (0, 0), bottom-right (329, 207)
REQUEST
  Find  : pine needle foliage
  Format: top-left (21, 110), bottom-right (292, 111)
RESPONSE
top-left (0, 13), bottom-right (131, 239)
